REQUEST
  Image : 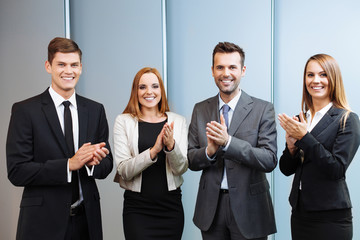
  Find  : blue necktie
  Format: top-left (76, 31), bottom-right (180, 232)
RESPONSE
top-left (223, 104), bottom-right (230, 128)
top-left (221, 104), bottom-right (230, 190)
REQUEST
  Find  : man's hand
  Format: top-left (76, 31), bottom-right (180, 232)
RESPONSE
top-left (86, 142), bottom-right (109, 167)
top-left (69, 143), bottom-right (97, 171)
top-left (206, 114), bottom-right (229, 147)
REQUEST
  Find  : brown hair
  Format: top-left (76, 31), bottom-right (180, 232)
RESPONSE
top-left (123, 67), bottom-right (169, 118)
top-left (212, 42), bottom-right (245, 67)
top-left (301, 54), bottom-right (351, 126)
top-left (48, 37), bottom-right (82, 64)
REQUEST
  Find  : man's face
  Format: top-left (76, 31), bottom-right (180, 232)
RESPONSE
top-left (212, 52), bottom-right (246, 101)
top-left (45, 52), bottom-right (82, 99)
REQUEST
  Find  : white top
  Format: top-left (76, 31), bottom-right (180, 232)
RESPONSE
top-left (306, 102), bottom-right (333, 132)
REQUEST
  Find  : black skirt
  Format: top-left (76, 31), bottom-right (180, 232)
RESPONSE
top-left (291, 191), bottom-right (352, 240)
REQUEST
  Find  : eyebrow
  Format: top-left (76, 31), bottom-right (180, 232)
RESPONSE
top-left (306, 70), bottom-right (325, 73)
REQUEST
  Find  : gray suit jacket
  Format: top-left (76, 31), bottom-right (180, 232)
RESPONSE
top-left (188, 91), bottom-right (277, 239)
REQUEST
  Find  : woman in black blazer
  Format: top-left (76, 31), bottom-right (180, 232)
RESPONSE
top-left (278, 54), bottom-right (360, 240)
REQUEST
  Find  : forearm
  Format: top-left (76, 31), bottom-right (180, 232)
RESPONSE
top-left (225, 137), bottom-right (277, 172)
top-left (279, 145), bottom-right (301, 176)
top-left (166, 142), bottom-right (188, 176)
top-left (7, 157), bottom-right (68, 186)
top-left (116, 149), bottom-right (155, 180)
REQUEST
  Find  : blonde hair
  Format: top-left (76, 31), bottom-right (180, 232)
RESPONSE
top-left (301, 54), bottom-right (351, 127)
top-left (123, 67), bottom-right (169, 118)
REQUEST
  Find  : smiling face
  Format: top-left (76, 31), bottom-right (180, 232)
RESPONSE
top-left (137, 72), bottom-right (162, 112)
top-left (45, 52), bottom-right (82, 99)
top-left (212, 52), bottom-right (246, 102)
top-left (305, 60), bottom-right (331, 106)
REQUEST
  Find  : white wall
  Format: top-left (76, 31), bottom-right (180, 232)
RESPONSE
top-left (1, 1), bottom-right (360, 239)
top-left (274, 1), bottom-right (360, 239)
top-left (166, 1), bottom-right (273, 238)
top-left (69, 0), bottom-right (163, 239)
top-left (0, 0), bottom-right (65, 239)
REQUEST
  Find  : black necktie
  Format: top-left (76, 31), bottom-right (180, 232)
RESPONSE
top-left (63, 101), bottom-right (79, 204)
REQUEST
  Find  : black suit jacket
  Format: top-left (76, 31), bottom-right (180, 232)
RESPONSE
top-left (280, 107), bottom-right (360, 211)
top-left (6, 89), bottom-right (113, 240)
top-left (188, 91), bottom-right (277, 239)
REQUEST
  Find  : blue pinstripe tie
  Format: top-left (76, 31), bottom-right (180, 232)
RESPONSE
top-left (223, 104), bottom-right (230, 128)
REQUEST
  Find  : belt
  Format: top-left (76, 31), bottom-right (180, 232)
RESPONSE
top-left (70, 202), bottom-right (85, 216)
top-left (220, 189), bottom-right (229, 193)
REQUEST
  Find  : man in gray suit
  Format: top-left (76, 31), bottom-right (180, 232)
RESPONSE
top-left (188, 42), bottom-right (277, 240)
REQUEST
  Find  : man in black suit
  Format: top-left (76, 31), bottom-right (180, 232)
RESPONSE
top-left (188, 42), bottom-right (277, 240)
top-left (6, 37), bottom-right (113, 240)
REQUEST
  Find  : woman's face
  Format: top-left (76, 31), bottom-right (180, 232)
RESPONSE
top-left (305, 60), bottom-right (331, 104)
top-left (137, 72), bottom-right (162, 112)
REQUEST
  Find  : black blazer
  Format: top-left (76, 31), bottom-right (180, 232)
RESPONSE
top-left (188, 91), bottom-right (277, 239)
top-left (280, 107), bottom-right (360, 211)
top-left (6, 89), bottom-right (113, 240)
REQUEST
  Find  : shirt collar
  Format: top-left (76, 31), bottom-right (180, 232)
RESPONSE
top-left (49, 86), bottom-right (77, 109)
top-left (218, 89), bottom-right (242, 111)
top-left (306, 102), bottom-right (333, 119)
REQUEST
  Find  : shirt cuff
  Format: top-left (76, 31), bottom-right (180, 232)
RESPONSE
top-left (85, 165), bottom-right (94, 176)
top-left (205, 147), bottom-right (217, 161)
top-left (67, 159), bottom-right (71, 183)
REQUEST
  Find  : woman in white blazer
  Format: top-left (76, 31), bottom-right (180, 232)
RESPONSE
top-left (113, 67), bottom-right (188, 240)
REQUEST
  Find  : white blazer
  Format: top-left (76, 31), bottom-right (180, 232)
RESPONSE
top-left (113, 112), bottom-right (188, 192)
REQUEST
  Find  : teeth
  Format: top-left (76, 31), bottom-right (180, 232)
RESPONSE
top-left (312, 86), bottom-right (323, 90)
top-left (145, 97), bottom-right (155, 100)
top-left (62, 77), bottom-right (73, 80)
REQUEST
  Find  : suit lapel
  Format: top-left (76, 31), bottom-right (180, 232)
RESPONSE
top-left (310, 106), bottom-right (341, 137)
top-left (41, 89), bottom-right (68, 155)
top-left (77, 95), bottom-right (88, 146)
top-left (206, 95), bottom-right (220, 122)
top-left (206, 96), bottom-right (224, 171)
top-left (228, 91), bottom-right (253, 136)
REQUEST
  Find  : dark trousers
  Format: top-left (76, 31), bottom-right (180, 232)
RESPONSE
top-left (65, 203), bottom-right (90, 240)
top-left (201, 191), bottom-right (267, 240)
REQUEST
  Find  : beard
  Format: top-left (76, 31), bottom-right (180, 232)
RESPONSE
top-left (215, 76), bottom-right (240, 95)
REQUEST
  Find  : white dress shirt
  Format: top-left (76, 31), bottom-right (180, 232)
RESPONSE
top-left (48, 86), bottom-right (94, 204)
top-left (306, 102), bottom-right (333, 132)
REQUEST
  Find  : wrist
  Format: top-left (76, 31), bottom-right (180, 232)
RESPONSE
top-left (150, 147), bottom-right (159, 161)
top-left (166, 141), bottom-right (175, 151)
top-left (206, 146), bottom-right (217, 157)
top-left (222, 136), bottom-right (229, 147)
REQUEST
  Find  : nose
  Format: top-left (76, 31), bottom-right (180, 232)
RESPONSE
top-left (145, 87), bottom-right (152, 94)
top-left (223, 68), bottom-right (230, 77)
top-left (313, 75), bottom-right (321, 83)
top-left (64, 65), bottom-right (72, 74)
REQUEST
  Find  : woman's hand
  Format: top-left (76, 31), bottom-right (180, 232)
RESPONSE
top-left (150, 127), bottom-right (165, 160)
top-left (163, 121), bottom-right (175, 151)
top-left (278, 112), bottom-right (308, 140)
top-left (285, 132), bottom-right (298, 156)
